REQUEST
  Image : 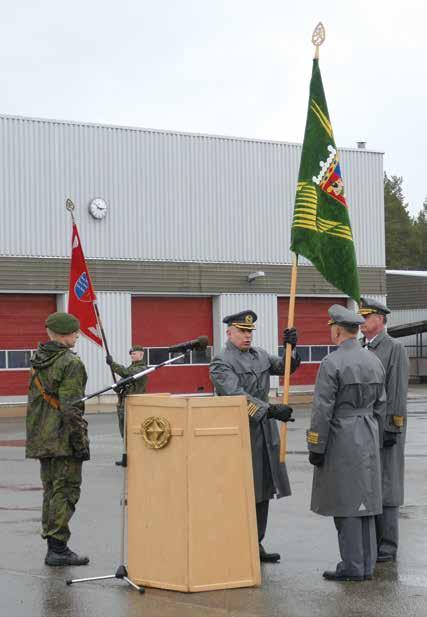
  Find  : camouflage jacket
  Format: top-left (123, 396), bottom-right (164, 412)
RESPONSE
top-left (26, 341), bottom-right (89, 460)
top-left (111, 359), bottom-right (148, 405)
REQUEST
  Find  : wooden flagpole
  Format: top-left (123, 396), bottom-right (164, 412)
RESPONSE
top-left (279, 23), bottom-right (326, 463)
top-left (279, 252), bottom-right (298, 463)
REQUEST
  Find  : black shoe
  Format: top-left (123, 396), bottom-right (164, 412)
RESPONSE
top-left (259, 544), bottom-right (280, 563)
top-left (322, 570), bottom-right (365, 582)
top-left (45, 547), bottom-right (90, 567)
top-left (377, 553), bottom-right (396, 563)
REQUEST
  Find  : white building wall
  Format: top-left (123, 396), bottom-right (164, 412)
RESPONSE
top-left (0, 115), bottom-right (384, 267)
top-left (213, 293), bottom-right (279, 389)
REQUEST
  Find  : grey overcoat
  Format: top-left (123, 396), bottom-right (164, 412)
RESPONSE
top-left (209, 341), bottom-right (300, 503)
top-left (365, 331), bottom-right (409, 505)
top-left (307, 338), bottom-right (386, 517)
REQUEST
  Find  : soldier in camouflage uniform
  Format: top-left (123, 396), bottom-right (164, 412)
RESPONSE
top-left (26, 312), bottom-right (90, 567)
top-left (359, 297), bottom-right (409, 563)
top-left (106, 344), bottom-right (147, 439)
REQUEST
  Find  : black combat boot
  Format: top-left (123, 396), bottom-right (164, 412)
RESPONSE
top-left (45, 537), bottom-right (90, 566)
top-left (259, 543), bottom-right (281, 563)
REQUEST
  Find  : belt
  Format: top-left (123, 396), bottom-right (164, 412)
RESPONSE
top-left (336, 408), bottom-right (373, 418)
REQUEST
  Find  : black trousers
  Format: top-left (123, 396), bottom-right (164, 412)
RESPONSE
top-left (256, 500), bottom-right (269, 543)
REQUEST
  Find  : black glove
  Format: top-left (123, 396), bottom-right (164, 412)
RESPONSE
top-left (309, 451), bottom-right (325, 467)
top-left (267, 404), bottom-right (294, 423)
top-left (383, 431), bottom-right (397, 448)
top-left (106, 354), bottom-right (113, 366)
top-left (283, 327), bottom-right (298, 349)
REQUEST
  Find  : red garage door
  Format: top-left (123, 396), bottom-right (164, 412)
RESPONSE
top-left (0, 294), bottom-right (57, 396)
top-left (131, 297), bottom-right (214, 394)
top-left (278, 297), bottom-right (347, 386)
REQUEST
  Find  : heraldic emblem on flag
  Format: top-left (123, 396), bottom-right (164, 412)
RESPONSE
top-left (291, 58), bottom-right (360, 303)
top-left (68, 224), bottom-right (103, 346)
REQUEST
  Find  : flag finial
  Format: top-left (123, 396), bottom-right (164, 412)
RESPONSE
top-left (312, 22), bottom-right (325, 59)
top-left (66, 198), bottom-right (76, 222)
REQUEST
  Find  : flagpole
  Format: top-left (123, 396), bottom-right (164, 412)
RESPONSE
top-left (279, 252), bottom-right (298, 463)
top-left (279, 23), bottom-right (326, 463)
top-left (66, 199), bottom-right (117, 384)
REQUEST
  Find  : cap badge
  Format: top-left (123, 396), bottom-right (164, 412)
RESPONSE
top-left (245, 314), bottom-right (253, 324)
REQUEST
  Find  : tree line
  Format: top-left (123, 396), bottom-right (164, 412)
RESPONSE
top-left (384, 174), bottom-right (427, 270)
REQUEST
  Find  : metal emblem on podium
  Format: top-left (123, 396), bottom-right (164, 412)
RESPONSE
top-left (141, 416), bottom-right (171, 449)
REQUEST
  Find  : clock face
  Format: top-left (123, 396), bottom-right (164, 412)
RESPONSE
top-left (88, 197), bottom-right (108, 220)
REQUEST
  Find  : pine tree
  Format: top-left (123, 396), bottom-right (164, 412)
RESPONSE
top-left (384, 174), bottom-right (417, 269)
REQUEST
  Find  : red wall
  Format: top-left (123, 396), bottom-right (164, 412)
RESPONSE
top-left (278, 297), bottom-right (347, 385)
top-left (131, 297), bottom-right (214, 394)
top-left (0, 294), bottom-right (57, 395)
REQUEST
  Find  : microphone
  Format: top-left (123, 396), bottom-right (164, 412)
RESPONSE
top-left (168, 336), bottom-right (209, 353)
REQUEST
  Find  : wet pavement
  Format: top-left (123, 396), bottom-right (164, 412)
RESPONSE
top-left (1, 399), bottom-right (427, 617)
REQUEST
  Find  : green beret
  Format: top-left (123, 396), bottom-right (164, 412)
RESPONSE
top-left (129, 344), bottom-right (144, 353)
top-left (45, 312), bottom-right (80, 334)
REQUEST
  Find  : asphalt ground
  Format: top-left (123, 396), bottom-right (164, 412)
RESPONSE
top-left (1, 399), bottom-right (427, 617)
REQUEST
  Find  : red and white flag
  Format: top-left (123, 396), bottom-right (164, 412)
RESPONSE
top-left (68, 223), bottom-right (103, 347)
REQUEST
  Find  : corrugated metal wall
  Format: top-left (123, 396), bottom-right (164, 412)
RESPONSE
top-left (386, 273), bottom-right (427, 310)
top-left (212, 293), bottom-right (279, 389)
top-left (58, 291), bottom-right (132, 393)
top-left (0, 115), bottom-right (384, 267)
top-left (388, 308), bottom-right (427, 355)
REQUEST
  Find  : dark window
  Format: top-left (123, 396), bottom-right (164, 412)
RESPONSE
top-left (148, 348), bottom-right (169, 365)
top-left (296, 346), bottom-right (310, 362)
top-left (329, 346), bottom-right (338, 354)
top-left (192, 347), bottom-right (212, 364)
top-left (0, 351), bottom-right (5, 369)
top-left (170, 350), bottom-right (191, 365)
top-left (8, 350), bottom-right (32, 369)
top-left (311, 346), bottom-right (328, 362)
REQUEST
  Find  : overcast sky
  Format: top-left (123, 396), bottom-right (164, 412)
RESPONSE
top-left (0, 0), bottom-right (425, 215)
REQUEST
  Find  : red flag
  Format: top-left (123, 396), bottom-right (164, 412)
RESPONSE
top-left (68, 223), bottom-right (103, 347)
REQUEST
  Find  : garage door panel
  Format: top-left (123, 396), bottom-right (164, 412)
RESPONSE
top-left (278, 297), bottom-right (347, 386)
top-left (278, 297), bottom-right (347, 345)
top-left (132, 297), bottom-right (213, 394)
top-left (0, 294), bottom-right (57, 396)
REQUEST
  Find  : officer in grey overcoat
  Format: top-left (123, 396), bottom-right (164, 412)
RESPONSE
top-left (209, 310), bottom-right (300, 563)
top-left (307, 305), bottom-right (386, 581)
top-left (359, 297), bottom-right (409, 562)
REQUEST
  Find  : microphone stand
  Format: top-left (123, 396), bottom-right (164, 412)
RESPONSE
top-left (66, 353), bottom-right (185, 594)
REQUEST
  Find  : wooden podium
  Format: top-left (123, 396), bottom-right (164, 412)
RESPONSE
top-left (126, 394), bottom-right (261, 592)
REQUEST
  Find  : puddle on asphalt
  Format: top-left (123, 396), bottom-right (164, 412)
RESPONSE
top-left (0, 440), bottom-right (26, 447)
top-left (399, 573), bottom-right (427, 588)
top-left (399, 505), bottom-right (427, 520)
top-left (0, 484), bottom-right (42, 491)
top-left (0, 506), bottom-right (40, 511)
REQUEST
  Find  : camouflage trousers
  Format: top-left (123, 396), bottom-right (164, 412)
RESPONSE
top-left (40, 457), bottom-right (82, 543)
top-left (117, 403), bottom-right (125, 439)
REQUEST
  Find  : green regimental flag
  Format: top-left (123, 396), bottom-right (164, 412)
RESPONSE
top-left (291, 59), bottom-right (360, 303)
